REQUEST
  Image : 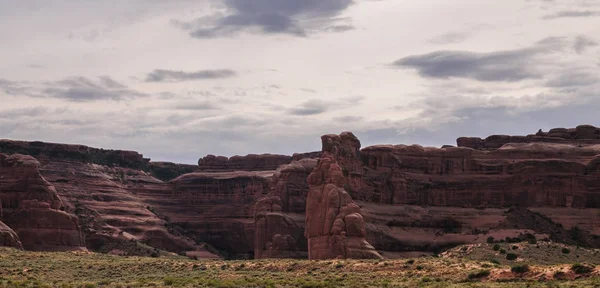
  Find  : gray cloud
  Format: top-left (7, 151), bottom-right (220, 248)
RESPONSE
top-left (1, 77), bottom-right (147, 102)
top-left (289, 99), bottom-right (329, 115)
top-left (145, 69), bottom-right (237, 82)
top-left (542, 10), bottom-right (600, 19)
top-left (574, 35), bottom-right (598, 54)
top-left (0, 107), bottom-right (49, 119)
top-left (545, 67), bottom-right (599, 87)
top-left (175, 0), bottom-right (354, 38)
top-left (392, 37), bottom-right (565, 82)
top-left (43, 77), bottom-right (147, 102)
top-left (333, 115), bottom-right (363, 122)
top-left (170, 100), bottom-right (221, 110)
top-left (428, 32), bottom-right (471, 44)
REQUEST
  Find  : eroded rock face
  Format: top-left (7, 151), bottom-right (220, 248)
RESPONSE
top-left (0, 221), bottom-right (22, 249)
top-left (305, 152), bottom-right (382, 259)
top-left (254, 196), bottom-right (305, 259)
top-left (0, 153), bottom-right (85, 251)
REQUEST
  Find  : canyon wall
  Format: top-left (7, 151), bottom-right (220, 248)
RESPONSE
top-left (1, 125), bottom-right (599, 259)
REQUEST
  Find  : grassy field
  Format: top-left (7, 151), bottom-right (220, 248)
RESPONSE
top-left (0, 243), bottom-right (599, 288)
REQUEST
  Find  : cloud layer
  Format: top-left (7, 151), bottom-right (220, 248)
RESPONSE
top-left (173, 0), bottom-right (355, 38)
top-left (145, 69), bottom-right (237, 82)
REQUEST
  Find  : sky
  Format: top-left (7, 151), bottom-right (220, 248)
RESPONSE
top-left (1, 0), bottom-right (599, 164)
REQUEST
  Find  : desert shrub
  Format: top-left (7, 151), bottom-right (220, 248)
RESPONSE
top-left (506, 253), bottom-right (518, 261)
top-left (490, 259), bottom-right (500, 265)
top-left (512, 245), bottom-right (518, 250)
top-left (468, 270), bottom-right (490, 280)
top-left (562, 248), bottom-right (570, 254)
top-left (493, 244), bottom-right (501, 251)
top-left (554, 271), bottom-right (566, 279)
top-left (571, 263), bottom-right (593, 274)
top-left (416, 265), bottom-right (424, 270)
top-left (499, 249), bottom-right (506, 254)
top-left (406, 259), bottom-right (415, 265)
top-left (511, 265), bottom-right (529, 274)
top-left (163, 278), bottom-right (175, 286)
top-left (487, 236), bottom-right (495, 243)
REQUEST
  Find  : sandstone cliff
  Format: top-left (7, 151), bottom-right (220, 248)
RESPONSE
top-left (305, 151), bottom-right (382, 259)
top-left (0, 153), bottom-right (85, 251)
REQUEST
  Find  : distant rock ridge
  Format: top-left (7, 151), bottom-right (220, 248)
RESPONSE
top-left (0, 139), bottom-right (150, 170)
top-left (457, 125), bottom-right (600, 150)
top-left (198, 153), bottom-right (320, 172)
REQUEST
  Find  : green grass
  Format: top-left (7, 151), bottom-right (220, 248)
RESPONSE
top-left (0, 247), bottom-right (598, 287)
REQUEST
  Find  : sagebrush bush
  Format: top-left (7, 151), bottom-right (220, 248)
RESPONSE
top-left (506, 253), bottom-right (518, 260)
top-left (511, 265), bottom-right (529, 274)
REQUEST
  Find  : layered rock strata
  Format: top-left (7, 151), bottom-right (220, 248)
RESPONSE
top-left (0, 153), bottom-right (85, 250)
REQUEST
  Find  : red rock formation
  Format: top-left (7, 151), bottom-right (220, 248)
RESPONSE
top-left (137, 170), bottom-right (274, 257)
top-left (254, 196), bottom-right (304, 259)
top-left (305, 152), bottom-right (382, 259)
top-left (3, 125), bottom-right (600, 258)
top-left (253, 159), bottom-right (316, 259)
top-left (0, 221), bottom-right (22, 249)
top-left (257, 129), bottom-right (600, 258)
top-left (198, 154), bottom-right (292, 172)
top-left (0, 153), bottom-right (85, 251)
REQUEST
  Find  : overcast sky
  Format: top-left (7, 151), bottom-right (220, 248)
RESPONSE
top-left (1, 0), bottom-right (599, 164)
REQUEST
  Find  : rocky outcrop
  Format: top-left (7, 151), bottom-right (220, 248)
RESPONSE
top-left (305, 151), bottom-right (382, 259)
top-left (0, 153), bottom-right (85, 251)
top-left (0, 221), bottom-right (22, 249)
top-left (198, 154), bottom-right (292, 172)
